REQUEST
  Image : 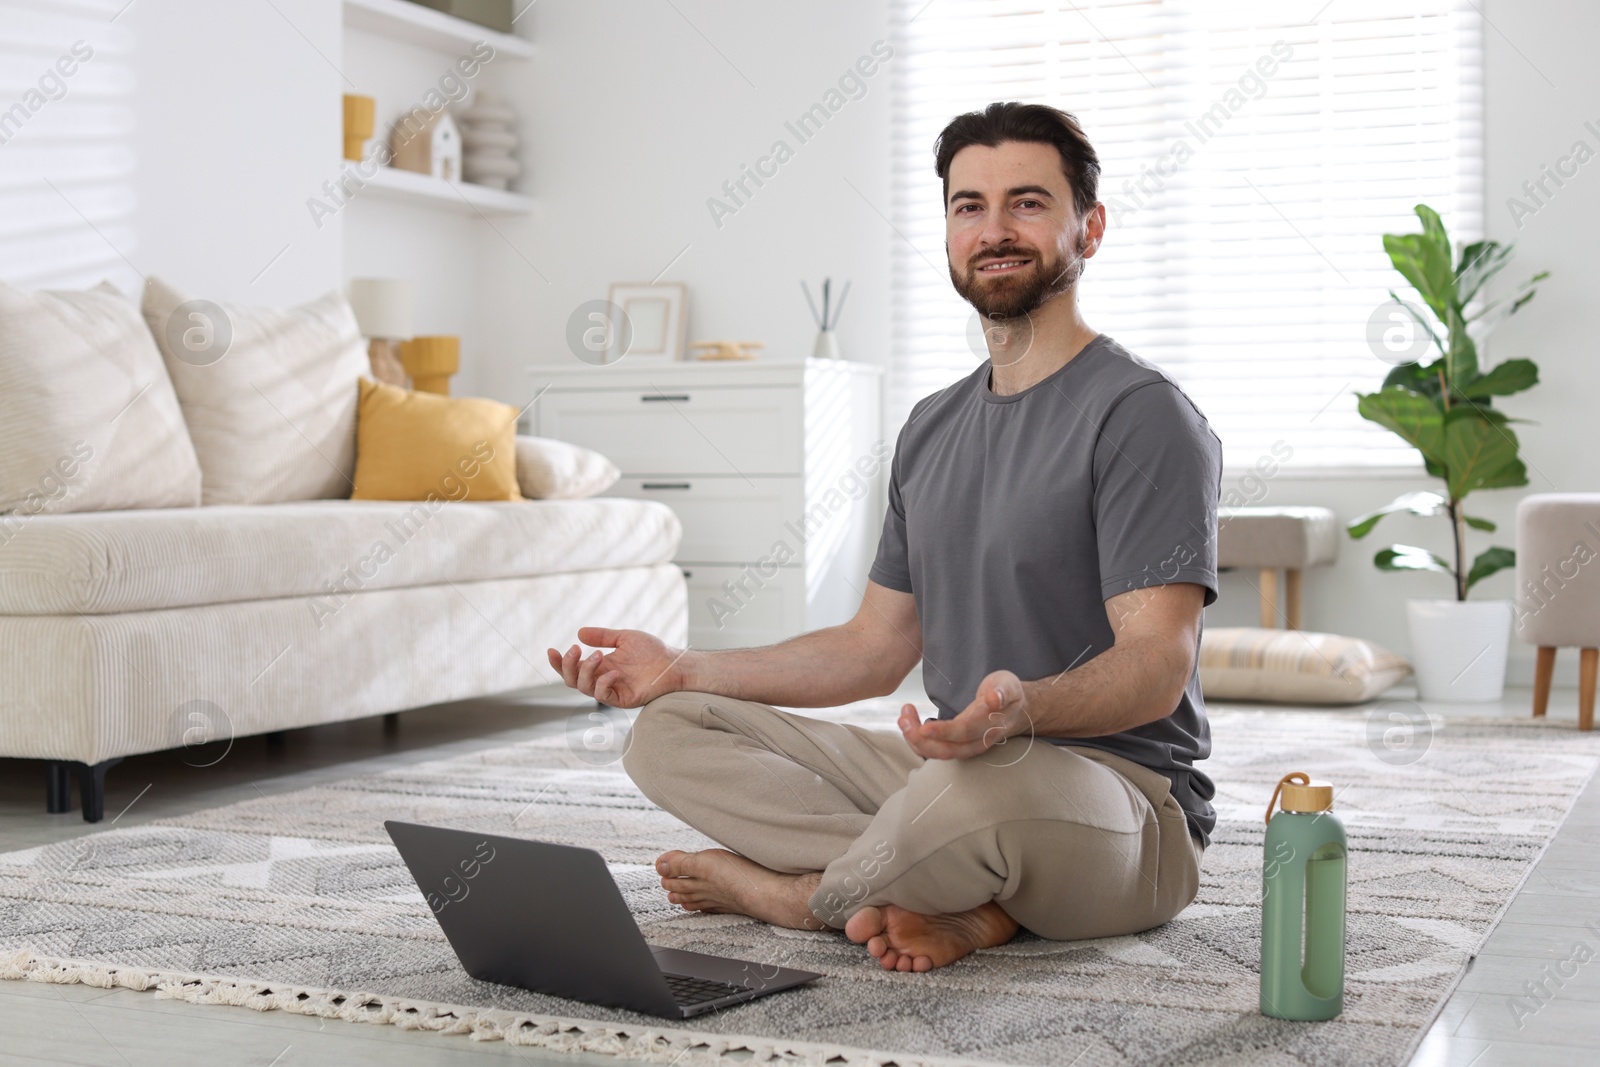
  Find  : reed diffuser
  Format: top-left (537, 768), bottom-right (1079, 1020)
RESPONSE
top-left (802, 277), bottom-right (849, 360)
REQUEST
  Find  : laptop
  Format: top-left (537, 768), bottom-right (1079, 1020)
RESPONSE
top-left (384, 820), bottom-right (822, 1018)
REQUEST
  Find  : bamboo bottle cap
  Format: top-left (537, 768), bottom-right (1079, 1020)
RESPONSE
top-left (1265, 771), bottom-right (1334, 822)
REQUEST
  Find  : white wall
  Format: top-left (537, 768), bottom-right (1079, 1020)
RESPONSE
top-left (1204, 0), bottom-right (1600, 690)
top-left (471, 0), bottom-right (893, 405)
top-left (0, 0), bottom-right (139, 291)
top-left (124, 0), bottom-right (342, 306)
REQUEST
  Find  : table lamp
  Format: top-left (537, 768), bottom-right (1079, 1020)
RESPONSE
top-left (348, 278), bottom-right (412, 387)
top-left (401, 335), bottom-right (460, 395)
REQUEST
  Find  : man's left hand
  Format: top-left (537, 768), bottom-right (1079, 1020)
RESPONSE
top-left (897, 670), bottom-right (1031, 760)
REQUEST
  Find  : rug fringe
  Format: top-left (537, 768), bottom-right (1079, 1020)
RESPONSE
top-left (0, 947), bottom-right (988, 1067)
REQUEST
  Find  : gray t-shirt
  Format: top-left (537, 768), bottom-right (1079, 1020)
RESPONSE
top-left (869, 334), bottom-right (1222, 844)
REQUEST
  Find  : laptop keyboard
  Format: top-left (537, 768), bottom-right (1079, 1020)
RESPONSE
top-left (662, 972), bottom-right (747, 1007)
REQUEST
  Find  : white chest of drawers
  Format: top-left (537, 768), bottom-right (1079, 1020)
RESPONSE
top-left (529, 359), bottom-right (885, 649)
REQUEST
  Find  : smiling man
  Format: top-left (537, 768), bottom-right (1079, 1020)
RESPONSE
top-left (547, 101), bottom-right (1222, 972)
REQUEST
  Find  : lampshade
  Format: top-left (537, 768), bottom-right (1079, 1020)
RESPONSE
top-left (347, 278), bottom-right (413, 340)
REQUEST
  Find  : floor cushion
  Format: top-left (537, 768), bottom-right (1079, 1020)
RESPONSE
top-left (1200, 626), bottom-right (1411, 704)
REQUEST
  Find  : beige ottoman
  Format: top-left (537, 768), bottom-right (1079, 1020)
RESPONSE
top-left (1217, 506), bottom-right (1340, 630)
top-left (1516, 493), bottom-right (1600, 731)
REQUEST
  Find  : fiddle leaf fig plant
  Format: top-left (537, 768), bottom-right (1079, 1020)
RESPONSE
top-left (1348, 204), bottom-right (1548, 601)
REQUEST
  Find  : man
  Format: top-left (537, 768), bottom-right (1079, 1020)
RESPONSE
top-left (547, 101), bottom-right (1221, 973)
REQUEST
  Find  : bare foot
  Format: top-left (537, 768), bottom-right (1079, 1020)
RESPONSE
top-left (656, 849), bottom-right (831, 930)
top-left (844, 901), bottom-right (1019, 972)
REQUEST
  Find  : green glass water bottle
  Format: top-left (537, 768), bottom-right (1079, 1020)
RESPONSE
top-left (1260, 771), bottom-right (1346, 1021)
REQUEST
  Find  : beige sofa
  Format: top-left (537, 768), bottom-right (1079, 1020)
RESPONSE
top-left (0, 278), bottom-right (685, 821)
top-left (0, 496), bottom-right (685, 821)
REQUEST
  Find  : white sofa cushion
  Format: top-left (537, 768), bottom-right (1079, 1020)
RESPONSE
top-left (0, 497), bottom-right (681, 615)
top-left (515, 435), bottom-right (620, 499)
top-left (141, 277), bottom-right (369, 505)
top-left (0, 281), bottom-right (201, 515)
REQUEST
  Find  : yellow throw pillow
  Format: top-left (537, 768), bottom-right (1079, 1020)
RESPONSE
top-left (351, 379), bottom-right (523, 502)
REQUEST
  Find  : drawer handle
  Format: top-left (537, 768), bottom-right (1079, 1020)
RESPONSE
top-left (680, 568), bottom-right (693, 579)
top-left (641, 394), bottom-right (690, 403)
top-left (641, 482), bottom-right (692, 490)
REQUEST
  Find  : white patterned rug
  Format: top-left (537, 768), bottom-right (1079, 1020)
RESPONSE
top-left (2, 701), bottom-right (1596, 1067)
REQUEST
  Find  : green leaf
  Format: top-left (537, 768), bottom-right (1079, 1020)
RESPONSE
top-left (1470, 272), bottom-right (1549, 336)
top-left (1376, 544), bottom-right (1454, 575)
top-left (1415, 204), bottom-right (1449, 251)
top-left (1465, 545), bottom-right (1516, 590)
top-left (1456, 240), bottom-right (1514, 306)
top-left (1384, 232), bottom-right (1456, 320)
top-left (1458, 403), bottom-right (1513, 426)
top-left (1385, 289), bottom-right (1447, 358)
top-left (1463, 514), bottom-right (1497, 532)
top-left (1460, 358), bottom-right (1538, 399)
top-left (1381, 358), bottom-right (1443, 398)
top-left (1347, 490), bottom-right (1448, 539)
top-left (1356, 387), bottom-right (1446, 469)
top-left (1441, 407), bottom-right (1529, 500)
top-left (1445, 303), bottom-right (1480, 387)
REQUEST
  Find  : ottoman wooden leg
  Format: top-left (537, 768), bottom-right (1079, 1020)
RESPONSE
top-left (1533, 646), bottom-right (1556, 718)
top-left (1258, 568), bottom-right (1279, 629)
top-left (1580, 648), bottom-right (1597, 732)
top-left (1285, 568), bottom-right (1303, 631)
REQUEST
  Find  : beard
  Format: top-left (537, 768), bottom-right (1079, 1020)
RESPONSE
top-left (950, 232), bottom-right (1086, 321)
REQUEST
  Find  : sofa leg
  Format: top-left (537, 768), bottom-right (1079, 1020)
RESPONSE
top-left (74, 758), bottom-right (123, 823)
top-left (46, 762), bottom-right (73, 814)
top-left (1284, 569), bottom-right (1303, 631)
top-left (383, 712), bottom-right (400, 738)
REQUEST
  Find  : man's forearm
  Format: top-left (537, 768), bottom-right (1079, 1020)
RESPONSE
top-left (679, 624), bottom-right (911, 707)
top-left (1020, 634), bottom-right (1193, 739)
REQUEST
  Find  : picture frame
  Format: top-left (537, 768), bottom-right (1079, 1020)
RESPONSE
top-left (606, 282), bottom-right (688, 363)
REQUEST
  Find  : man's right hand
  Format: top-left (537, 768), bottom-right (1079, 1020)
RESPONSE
top-left (545, 626), bottom-right (690, 708)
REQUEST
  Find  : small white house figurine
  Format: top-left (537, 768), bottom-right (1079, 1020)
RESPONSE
top-left (390, 109), bottom-right (462, 182)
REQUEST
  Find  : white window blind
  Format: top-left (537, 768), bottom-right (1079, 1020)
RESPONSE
top-left (888, 0), bottom-right (1483, 470)
top-left (0, 0), bottom-right (137, 291)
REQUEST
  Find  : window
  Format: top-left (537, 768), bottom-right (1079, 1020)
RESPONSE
top-left (0, 0), bottom-right (137, 291)
top-left (888, 0), bottom-right (1483, 470)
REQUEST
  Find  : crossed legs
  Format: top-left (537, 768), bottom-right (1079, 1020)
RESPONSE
top-left (622, 691), bottom-right (1203, 969)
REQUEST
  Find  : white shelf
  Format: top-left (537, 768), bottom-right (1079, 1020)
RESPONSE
top-left (343, 0), bottom-right (533, 60)
top-left (357, 165), bottom-right (532, 215)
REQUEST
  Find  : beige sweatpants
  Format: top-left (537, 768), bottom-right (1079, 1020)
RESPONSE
top-left (622, 691), bottom-right (1204, 940)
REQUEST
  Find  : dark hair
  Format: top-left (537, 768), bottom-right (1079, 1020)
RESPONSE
top-left (934, 102), bottom-right (1100, 219)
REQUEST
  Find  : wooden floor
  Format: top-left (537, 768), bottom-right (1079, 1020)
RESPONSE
top-left (1, 681), bottom-right (1595, 1067)
top-left (1409, 684), bottom-right (1600, 1067)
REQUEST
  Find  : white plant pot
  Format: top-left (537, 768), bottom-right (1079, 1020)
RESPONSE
top-left (1406, 598), bottom-right (1513, 702)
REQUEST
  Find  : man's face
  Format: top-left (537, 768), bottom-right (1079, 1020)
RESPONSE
top-left (945, 140), bottom-right (1101, 319)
